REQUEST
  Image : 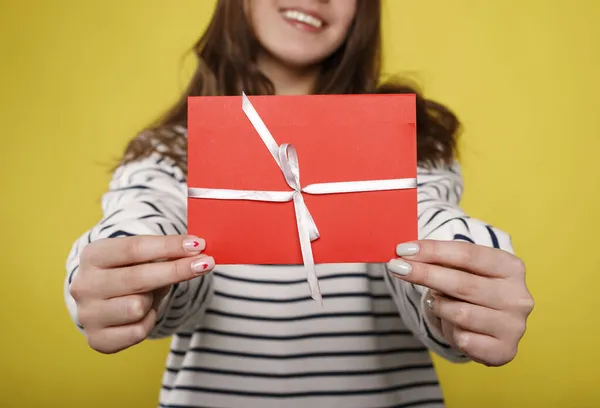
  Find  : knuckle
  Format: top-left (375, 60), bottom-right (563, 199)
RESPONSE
top-left (169, 259), bottom-right (188, 281)
top-left (69, 275), bottom-right (90, 301)
top-left (87, 332), bottom-right (114, 355)
top-left (76, 305), bottom-right (94, 327)
top-left (501, 345), bottom-right (518, 365)
top-left (514, 319), bottom-right (527, 339)
top-left (455, 275), bottom-right (479, 299)
top-left (126, 296), bottom-right (149, 322)
top-left (121, 267), bottom-right (149, 294)
top-left (157, 236), bottom-right (171, 258)
top-left (484, 344), bottom-right (518, 368)
top-left (515, 293), bottom-right (535, 314)
top-left (81, 240), bottom-right (110, 267)
top-left (454, 304), bottom-right (472, 327)
top-left (68, 280), bottom-right (83, 300)
top-left (166, 236), bottom-right (182, 255)
top-left (76, 308), bottom-right (88, 327)
top-left (428, 240), bottom-right (442, 259)
top-left (79, 245), bottom-right (95, 266)
top-left (417, 263), bottom-right (431, 288)
top-left (457, 243), bottom-right (476, 267)
top-left (511, 257), bottom-right (527, 276)
top-left (128, 324), bottom-right (150, 346)
top-left (86, 334), bottom-right (101, 352)
top-left (456, 331), bottom-right (471, 352)
top-left (126, 237), bottom-right (144, 260)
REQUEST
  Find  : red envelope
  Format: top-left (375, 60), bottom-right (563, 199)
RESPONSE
top-left (187, 94), bottom-right (417, 265)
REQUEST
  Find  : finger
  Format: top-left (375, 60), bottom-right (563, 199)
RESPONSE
top-left (432, 294), bottom-right (515, 337)
top-left (83, 235), bottom-right (206, 268)
top-left (395, 240), bottom-right (522, 278)
top-left (102, 254), bottom-right (215, 297)
top-left (78, 293), bottom-right (154, 329)
top-left (86, 308), bottom-right (157, 354)
top-left (440, 319), bottom-right (459, 349)
top-left (388, 259), bottom-right (507, 309)
top-left (452, 327), bottom-right (518, 367)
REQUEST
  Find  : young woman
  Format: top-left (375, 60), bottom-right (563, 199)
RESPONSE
top-left (64, 1), bottom-right (534, 407)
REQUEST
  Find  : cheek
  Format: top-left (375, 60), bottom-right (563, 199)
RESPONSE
top-left (329, 1), bottom-right (357, 44)
top-left (251, 2), bottom-right (293, 54)
top-left (247, 0), bottom-right (280, 39)
top-left (332, 0), bottom-right (357, 25)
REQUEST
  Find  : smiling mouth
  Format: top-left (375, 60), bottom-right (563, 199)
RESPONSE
top-left (280, 9), bottom-right (326, 31)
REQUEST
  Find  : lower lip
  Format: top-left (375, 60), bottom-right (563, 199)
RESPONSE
top-left (282, 16), bottom-right (324, 33)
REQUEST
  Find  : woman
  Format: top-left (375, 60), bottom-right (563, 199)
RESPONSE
top-left (65, 1), bottom-right (534, 407)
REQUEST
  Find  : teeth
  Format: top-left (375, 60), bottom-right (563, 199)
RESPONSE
top-left (282, 10), bottom-right (323, 28)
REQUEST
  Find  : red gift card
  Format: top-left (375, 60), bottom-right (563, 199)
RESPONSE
top-left (187, 94), bottom-right (417, 267)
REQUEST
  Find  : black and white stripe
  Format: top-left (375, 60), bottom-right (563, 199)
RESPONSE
top-left (64, 136), bottom-right (514, 408)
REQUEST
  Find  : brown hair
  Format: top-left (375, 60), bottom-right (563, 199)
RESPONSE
top-left (119, 0), bottom-right (460, 172)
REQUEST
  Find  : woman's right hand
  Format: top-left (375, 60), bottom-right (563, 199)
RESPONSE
top-left (69, 235), bottom-right (215, 354)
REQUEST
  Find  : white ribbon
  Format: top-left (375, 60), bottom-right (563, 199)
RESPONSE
top-left (188, 93), bottom-right (417, 303)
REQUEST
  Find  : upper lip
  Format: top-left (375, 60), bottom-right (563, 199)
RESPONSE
top-left (280, 7), bottom-right (328, 26)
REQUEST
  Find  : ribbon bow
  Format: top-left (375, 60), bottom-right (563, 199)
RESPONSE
top-left (188, 93), bottom-right (417, 303)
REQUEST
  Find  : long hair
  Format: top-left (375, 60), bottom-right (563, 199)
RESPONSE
top-left (119, 0), bottom-right (460, 171)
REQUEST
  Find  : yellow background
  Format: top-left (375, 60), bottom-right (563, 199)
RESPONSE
top-left (1, 0), bottom-right (598, 407)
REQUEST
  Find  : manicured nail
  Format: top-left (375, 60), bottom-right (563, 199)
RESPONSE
top-left (191, 256), bottom-right (215, 275)
top-left (388, 259), bottom-right (412, 276)
top-left (183, 237), bottom-right (205, 252)
top-left (396, 242), bottom-right (420, 257)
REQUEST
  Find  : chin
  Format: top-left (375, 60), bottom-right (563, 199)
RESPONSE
top-left (281, 54), bottom-right (328, 69)
top-left (268, 45), bottom-right (335, 70)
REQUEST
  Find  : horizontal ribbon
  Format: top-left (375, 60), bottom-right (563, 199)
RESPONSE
top-left (188, 93), bottom-right (417, 303)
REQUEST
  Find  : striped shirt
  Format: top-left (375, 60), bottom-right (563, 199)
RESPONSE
top-left (64, 136), bottom-right (514, 408)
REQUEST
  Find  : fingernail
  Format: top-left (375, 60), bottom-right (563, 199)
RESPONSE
top-left (425, 293), bottom-right (437, 310)
top-left (191, 256), bottom-right (215, 275)
top-left (183, 237), bottom-right (205, 252)
top-left (388, 259), bottom-right (412, 276)
top-left (396, 243), bottom-right (420, 257)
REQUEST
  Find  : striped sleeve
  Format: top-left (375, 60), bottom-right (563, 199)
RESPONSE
top-left (64, 152), bottom-right (213, 339)
top-left (384, 162), bottom-right (515, 362)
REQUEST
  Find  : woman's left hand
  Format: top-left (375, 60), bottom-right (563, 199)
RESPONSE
top-left (388, 240), bottom-right (534, 367)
